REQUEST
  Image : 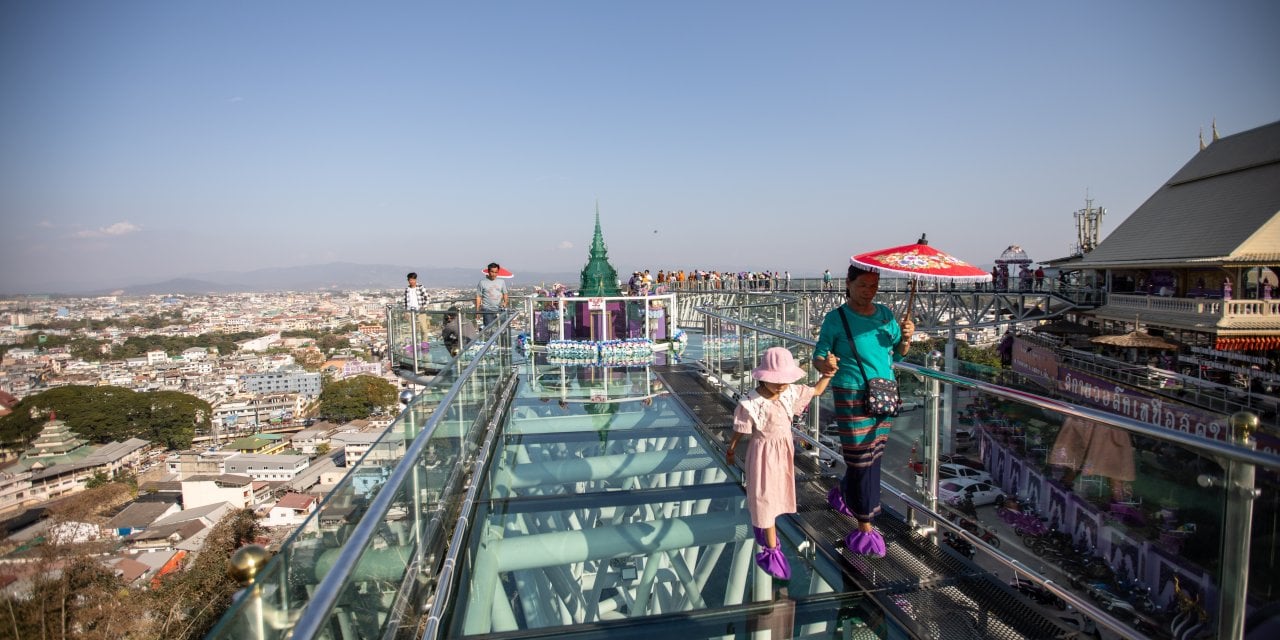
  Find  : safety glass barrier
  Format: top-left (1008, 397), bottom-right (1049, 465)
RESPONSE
top-left (439, 352), bottom-right (864, 639)
top-left (208, 313), bottom-right (517, 640)
top-left (875, 362), bottom-right (1280, 640)
top-left (522, 294), bottom-right (679, 350)
top-left (692, 303), bottom-right (1279, 640)
top-left (387, 303), bottom-right (510, 375)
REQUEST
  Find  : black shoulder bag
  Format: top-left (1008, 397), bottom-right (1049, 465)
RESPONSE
top-left (839, 306), bottom-right (901, 417)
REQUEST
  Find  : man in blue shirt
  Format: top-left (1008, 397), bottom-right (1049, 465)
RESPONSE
top-left (475, 262), bottom-right (509, 329)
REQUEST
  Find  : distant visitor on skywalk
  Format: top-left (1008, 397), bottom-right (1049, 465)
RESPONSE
top-left (475, 262), bottom-right (510, 329)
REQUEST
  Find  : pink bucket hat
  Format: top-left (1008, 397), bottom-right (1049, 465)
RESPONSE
top-left (752, 347), bottom-right (806, 383)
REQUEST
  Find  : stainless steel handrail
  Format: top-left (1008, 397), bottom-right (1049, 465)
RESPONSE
top-left (696, 305), bottom-right (1278, 469)
top-left (696, 301), bottom-right (1278, 639)
top-left (894, 361), bottom-right (1278, 470)
top-left (289, 312), bottom-right (518, 640)
top-left (421, 372), bottom-right (519, 639)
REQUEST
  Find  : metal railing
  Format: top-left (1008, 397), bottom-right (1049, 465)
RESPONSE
top-left (208, 312), bottom-right (517, 640)
top-left (692, 299), bottom-right (1278, 640)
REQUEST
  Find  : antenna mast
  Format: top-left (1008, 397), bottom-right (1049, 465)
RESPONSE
top-left (1073, 195), bottom-right (1105, 254)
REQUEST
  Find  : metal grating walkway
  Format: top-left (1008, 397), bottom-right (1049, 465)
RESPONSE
top-left (654, 364), bottom-right (1070, 640)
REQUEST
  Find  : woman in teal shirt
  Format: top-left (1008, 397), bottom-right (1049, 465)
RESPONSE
top-left (814, 265), bottom-right (914, 556)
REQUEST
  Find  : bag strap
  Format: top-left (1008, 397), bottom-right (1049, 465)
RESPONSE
top-left (837, 306), bottom-right (874, 384)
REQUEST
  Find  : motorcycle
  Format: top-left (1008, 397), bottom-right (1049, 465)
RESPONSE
top-left (943, 531), bottom-right (975, 560)
top-left (1010, 577), bottom-right (1067, 610)
top-left (948, 493), bottom-right (979, 518)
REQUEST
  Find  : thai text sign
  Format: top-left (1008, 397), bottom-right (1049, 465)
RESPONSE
top-left (588, 297), bottom-right (605, 311)
top-left (1056, 367), bottom-right (1228, 441)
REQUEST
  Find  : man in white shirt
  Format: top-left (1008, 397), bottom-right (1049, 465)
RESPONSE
top-left (404, 272), bottom-right (430, 345)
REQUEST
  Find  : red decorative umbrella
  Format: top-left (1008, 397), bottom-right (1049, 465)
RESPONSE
top-left (480, 266), bottom-right (515, 279)
top-left (851, 234), bottom-right (992, 318)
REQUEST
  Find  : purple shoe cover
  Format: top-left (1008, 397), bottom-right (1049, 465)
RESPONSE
top-left (755, 545), bottom-right (791, 580)
top-left (753, 526), bottom-right (768, 547)
top-left (827, 486), bottom-right (854, 517)
top-left (844, 529), bottom-right (886, 557)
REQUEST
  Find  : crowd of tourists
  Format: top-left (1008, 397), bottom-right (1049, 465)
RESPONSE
top-left (627, 269), bottom-right (794, 294)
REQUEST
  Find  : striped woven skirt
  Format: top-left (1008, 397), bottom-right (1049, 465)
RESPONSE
top-left (833, 385), bottom-right (894, 523)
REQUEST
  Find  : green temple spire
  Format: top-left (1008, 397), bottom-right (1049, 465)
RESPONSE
top-left (578, 203), bottom-right (621, 296)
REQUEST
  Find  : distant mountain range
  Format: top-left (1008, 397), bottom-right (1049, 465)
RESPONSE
top-left (57, 263), bottom-right (583, 296)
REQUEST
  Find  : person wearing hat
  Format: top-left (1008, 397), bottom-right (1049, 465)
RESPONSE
top-left (726, 347), bottom-right (837, 580)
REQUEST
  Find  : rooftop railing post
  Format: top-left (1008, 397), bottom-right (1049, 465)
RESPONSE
top-left (944, 329), bottom-right (957, 453)
top-left (1217, 410), bottom-right (1260, 640)
top-left (410, 309), bottom-right (421, 375)
top-left (923, 351), bottom-right (944, 531)
top-left (386, 305), bottom-right (395, 371)
top-left (228, 545), bottom-right (271, 640)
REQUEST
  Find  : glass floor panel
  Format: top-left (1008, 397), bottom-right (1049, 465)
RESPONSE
top-left (446, 359), bottom-right (891, 638)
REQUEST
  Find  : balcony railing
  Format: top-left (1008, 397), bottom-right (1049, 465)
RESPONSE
top-left (1106, 293), bottom-right (1280, 325)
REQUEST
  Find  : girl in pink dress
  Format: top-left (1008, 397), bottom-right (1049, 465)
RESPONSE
top-left (726, 347), bottom-right (836, 579)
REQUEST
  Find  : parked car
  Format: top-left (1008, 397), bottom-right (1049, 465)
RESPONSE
top-left (953, 423), bottom-right (975, 450)
top-left (938, 462), bottom-right (993, 484)
top-left (937, 478), bottom-right (1003, 506)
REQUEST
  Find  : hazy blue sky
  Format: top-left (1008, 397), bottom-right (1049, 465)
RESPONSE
top-left (2, 1), bottom-right (1277, 292)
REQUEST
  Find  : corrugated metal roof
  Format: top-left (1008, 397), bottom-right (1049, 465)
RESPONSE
top-left (1078, 120), bottom-right (1280, 268)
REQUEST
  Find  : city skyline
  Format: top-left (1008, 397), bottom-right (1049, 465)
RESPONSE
top-left (2, 1), bottom-right (1278, 293)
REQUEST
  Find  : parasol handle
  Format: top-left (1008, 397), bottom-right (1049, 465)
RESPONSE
top-left (904, 279), bottom-right (917, 323)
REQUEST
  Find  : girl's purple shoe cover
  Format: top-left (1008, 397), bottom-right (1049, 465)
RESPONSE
top-left (752, 526), bottom-right (791, 579)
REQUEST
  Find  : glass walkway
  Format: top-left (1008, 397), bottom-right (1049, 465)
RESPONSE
top-left (209, 291), bottom-right (1280, 640)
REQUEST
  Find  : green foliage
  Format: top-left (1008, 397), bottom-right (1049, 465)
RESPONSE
top-left (110, 331), bottom-right (262, 360)
top-left (84, 471), bottom-right (110, 489)
top-left (318, 374), bottom-right (397, 422)
top-left (316, 333), bottom-right (350, 352)
top-left (907, 336), bottom-right (1002, 369)
top-left (0, 507), bottom-right (265, 640)
top-left (145, 508), bottom-right (264, 639)
top-left (27, 309), bottom-right (184, 332)
top-left (0, 385), bottom-right (210, 449)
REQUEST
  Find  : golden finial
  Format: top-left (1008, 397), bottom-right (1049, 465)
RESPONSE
top-left (228, 545), bottom-right (271, 586)
top-left (1212, 118), bottom-right (1220, 141)
top-left (1199, 127), bottom-right (1205, 151)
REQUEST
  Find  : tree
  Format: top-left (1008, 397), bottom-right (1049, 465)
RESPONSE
top-left (146, 508), bottom-right (264, 639)
top-left (318, 375), bottom-right (397, 422)
top-left (293, 346), bottom-right (326, 371)
top-left (0, 386), bottom-right (209, 449)
top-left (316, 333), bottom-right (350, 353)
top-left (0, 505), bottom-right (265, 640)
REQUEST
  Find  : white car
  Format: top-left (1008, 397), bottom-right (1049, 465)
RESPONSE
top-left (937, 478), bottom-right (1003, 506)
top-left (937, 462), bottom-right (993, 484)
